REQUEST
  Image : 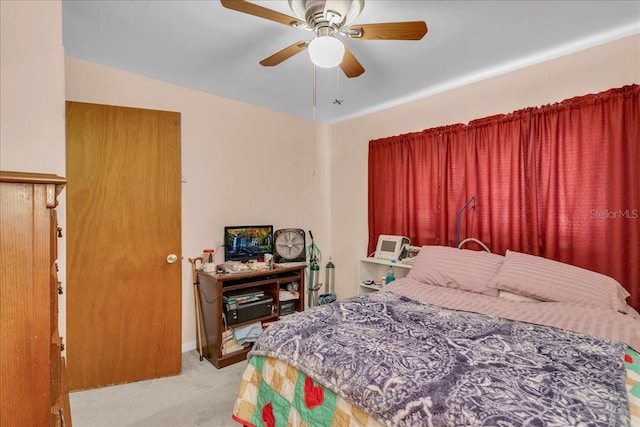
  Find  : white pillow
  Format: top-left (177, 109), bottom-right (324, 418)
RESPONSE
top-left (488, 250), bottom-right (630, 312)
top-left (407, 245), bottom-right (504, 296)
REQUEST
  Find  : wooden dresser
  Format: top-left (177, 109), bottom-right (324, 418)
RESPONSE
top-left (0, 171), bottom-right (72, 426)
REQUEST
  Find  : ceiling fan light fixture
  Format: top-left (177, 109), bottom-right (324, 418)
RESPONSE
top-left (308, 35), bottom-right (345, 68)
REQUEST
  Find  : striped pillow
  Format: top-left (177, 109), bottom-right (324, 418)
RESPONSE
top-left (488, 250), bottom-right (630, 312)
top-left (407, 245), bottom-right (504, 296)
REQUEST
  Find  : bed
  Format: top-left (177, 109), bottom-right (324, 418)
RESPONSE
top-left (231, 247), bottom-right (640, 427)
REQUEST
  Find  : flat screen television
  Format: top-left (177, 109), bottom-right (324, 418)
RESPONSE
top-left (224, 225), bottom-right (273, 262)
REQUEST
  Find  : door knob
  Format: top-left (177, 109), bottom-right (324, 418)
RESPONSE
top-left (167, 254), bottom-right (178, 264)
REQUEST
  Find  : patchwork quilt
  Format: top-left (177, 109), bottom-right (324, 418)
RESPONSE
top-left (233, 356), bottom-right (384, 427)
top-left (234, 349), bottom-right (640, 427)
top-left (232, 292), bottom-right (638, 427)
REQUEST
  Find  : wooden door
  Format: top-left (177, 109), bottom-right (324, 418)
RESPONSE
top-left (65, 101), bottom-right (181, 391)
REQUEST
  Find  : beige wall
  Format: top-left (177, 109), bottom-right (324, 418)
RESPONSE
top-left (331, 33), bottom-right (640, 299)
top-left (0, 0), bottom-right (66, 172)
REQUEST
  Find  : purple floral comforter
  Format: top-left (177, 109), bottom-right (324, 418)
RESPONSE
top-left (250, 291), bottom-right (629, 426)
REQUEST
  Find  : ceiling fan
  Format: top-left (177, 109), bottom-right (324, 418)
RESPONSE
top-left (220, 0), bottom-right (428, 78)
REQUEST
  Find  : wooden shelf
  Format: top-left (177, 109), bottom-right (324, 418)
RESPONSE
top-left (197, 264), bottom-right (306, 368)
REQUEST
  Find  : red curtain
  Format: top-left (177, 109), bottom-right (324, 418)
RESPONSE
top-left (369, 128), bottom-right (444, 252)
top-left (368, 85), bottom-right (640, 310)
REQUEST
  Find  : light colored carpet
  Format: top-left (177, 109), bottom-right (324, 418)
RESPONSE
top-left (69, 351), bottom-right (247, 426)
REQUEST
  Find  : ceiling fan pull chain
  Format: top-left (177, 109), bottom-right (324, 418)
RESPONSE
top-left (333, 67), bottom-right (343, 105)
top-left (312, 65), bottom-right (317, 177)
top-left (313, 64), bottom-right (317, 109)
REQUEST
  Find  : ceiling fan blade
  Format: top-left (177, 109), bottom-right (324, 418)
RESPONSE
top-left (347, 21), bottom-right (428, 40)
top-left (220, 0), bottom-right (305, 28)
top-left (260, 41), bottom-right (309, 67)
top-left (340, 47), bottom-right (365, 78)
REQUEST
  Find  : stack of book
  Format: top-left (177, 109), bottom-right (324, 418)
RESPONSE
top-left (221, 329), bottom-right (244, 355)
top-left (278, 289), bottom-right (298, 301)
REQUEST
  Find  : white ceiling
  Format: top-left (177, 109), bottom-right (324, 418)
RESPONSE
top-left (62, 1), bottom-right (640, 124)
